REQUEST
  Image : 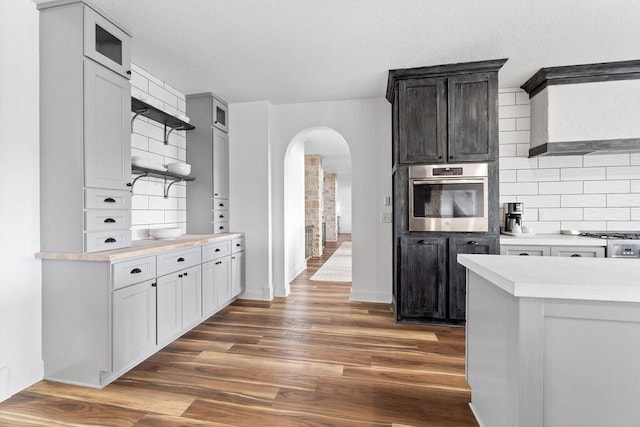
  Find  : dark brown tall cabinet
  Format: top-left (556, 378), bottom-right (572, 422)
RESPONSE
top-left (388, 59), bottom-right (506, 325)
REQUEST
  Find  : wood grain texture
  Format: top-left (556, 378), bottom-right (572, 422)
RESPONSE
top-left (1, 234), bottom-right (477, 426)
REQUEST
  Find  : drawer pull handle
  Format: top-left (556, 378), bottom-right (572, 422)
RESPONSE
top-left (177, 257), bottom-right (185, 262)
top-left (519, 253), bottom-right (530, 256)
top-left (236, 243), bottom-right (241, 247)
top-left (219, 226), bottom-right (224, 230)
top-left (215, 248), bottom-right (221, 252)
top-left (215, 261), bottom-right (222, 265)
top-left (219, 215), bottom-right (225, 218)
top-left (467, 241), bottom-right (478, 245)
top-left (417, 240), bottom-right (428, 245)
top-left (219, 203), bottom-right (225, 207)
top-left (104, 197), bottom-right (116, 203)
top-left (104, 218), bottom-right (116, 223)
top-left (130, 268), bottom-right (142, 274)
top-left (571, 254), bottom-right (582, 257)
top-left (105, 238), bottom-right (116, 243)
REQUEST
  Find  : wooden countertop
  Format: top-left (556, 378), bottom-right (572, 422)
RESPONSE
top-left (36, 233), bottom-right (244, 262)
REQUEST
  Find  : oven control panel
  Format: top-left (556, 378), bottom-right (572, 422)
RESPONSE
top-left (607, 242), bottom-right (640, 258)
top-left (433, 167), bottom-right (463, 176)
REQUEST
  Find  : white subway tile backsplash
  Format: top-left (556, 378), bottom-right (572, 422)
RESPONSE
top-left (177, 98), bottom-right (186, 113)
top-left (500, 157), bottom-right (538, 170)
top-left (584, 208), bottom-right (629, 221)
top-left (133, 179), bottom-right (165, 197)
top-left (583, 180), bottom-right (630, 194)
top-left (538, 181), bottom-right (583, 195)
top-left (538, 156), bottom-right (583, 169)
top-left (499, 144), bottom-right (517, 157)
top-left (539, 208), bottom-right (583, 221)
top-left (130, 72), bottom-right (148, 93)
top-left (499, 118), bottom-right (516, 132)
top-left (516, 144), bottom-right (530, 157)
top-left (607, 193), bottom-right (640, 207)
top-left (500, 170), bottom-right (517, 182)
top-left (149, 82), bottom-right (178, 109)
top-left (498, 92), bottom-right (515, 106)
top-left (517, 195), bottom-right (560, 208)
top-left (501, 182), bottom-right (538, 196)
top-left (132, 64), bottom-right (164, 87)
top-left (631, 208), bottom-right (640, 221)
top-left (131, 133), bottom-right (149, 151)
top-left (583, 153), bottom-right (630, 167)
top-left (517, 168), bottom-right (560, 182)
top-left (631, 180), bottom-right (640, 193)
top-left (560, 167), bottom-right (606, 181)
top-left (499, 131), bottom-right (530, 144)
top-left (499, 104), bottom-right (530, 119)
top-left (560, 221), bottom-right (606, 232)
top-left (562, 194), bottom-right (606, 208)
top-left (131, 195), bottom-right (149, 210)
top-left (133, 119), bottom-right (165, 142)
top-left (131, 209), bottom-right (165, 225)
top-left (607, 222), bottom-right (640, 231)
top-left (164, 83), bottom-right (186, 101)
top-left (515, 91), bottom-right (529, 105)
top-left (516, 117), bottom-right (530, 131)
top-left (607, 166), bottom-right (640, 180)
top-left (524, 221), bottom-right (561, 234)
top-left (148, 196), bottom-right (179, 210)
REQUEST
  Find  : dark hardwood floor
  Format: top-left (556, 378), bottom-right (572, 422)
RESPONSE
top-left (0, 234), bottom-right (477, 426)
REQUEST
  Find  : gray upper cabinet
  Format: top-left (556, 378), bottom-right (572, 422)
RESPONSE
top-left (186, 93), bottom-right (231, 234)
top-left (388, 59), bottom-right (506, 166)
top-left (38, 1), bottom-right (132, 253)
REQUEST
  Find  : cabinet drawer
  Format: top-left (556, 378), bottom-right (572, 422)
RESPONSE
top-left (213, 222), bottom-right (229, 234)
top-left (112, 256), bottom-right (156, 289)
top-left (202, 241), bottom-right (231, 263)
top-left (85, 209), bottom-right (131, 232)
top-left (551, 246), bottom-right (605, 258)
top-left (85, 188), bottom-right (131, 209)
top-left (232, 237), bottom-right (245, 253)
top-left (157, 247), bottom-right (201, 277)
top-left (500, 245), bottom-right (550, 256)
top-left (85, 230), bottom-right (132, 253)
top-left (213, 198), bottom-right (228, 210)
top-left (212, 210), bottom-right (229, 222)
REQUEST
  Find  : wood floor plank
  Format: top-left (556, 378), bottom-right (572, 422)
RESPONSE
top-left (0, 234), bottom-right (477, 426)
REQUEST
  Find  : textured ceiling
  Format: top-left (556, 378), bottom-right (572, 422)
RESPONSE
top-left (75, 0), bottom-right (640, 105)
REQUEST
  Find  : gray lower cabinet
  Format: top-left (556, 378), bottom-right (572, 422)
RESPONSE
top-left (112, 279), bottom-right (157, 372)
top-left (397, 235), bottom-right (498, 324)
top-left (399, 236), bottom-right (447, 320)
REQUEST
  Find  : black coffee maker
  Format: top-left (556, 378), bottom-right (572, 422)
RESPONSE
top-left (504, 202), bottom-right (523, 233)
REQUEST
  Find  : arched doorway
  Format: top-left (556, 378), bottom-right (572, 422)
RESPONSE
top-left (282, 126), bottom-right (352, 295)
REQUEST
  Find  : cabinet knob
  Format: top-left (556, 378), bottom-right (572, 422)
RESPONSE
top-left (184, 271), bottom-right (188, 276)
top-left (130, 268), bottom-right (142, 274)
top-left (449, 155), bottom-right (454, 159)
top-left (177, 257), bottom-right (185, 262)
top-left (104, 218), bottom-right (116, 223)
top-left (438, 155), bottom-right (442, 159)
top-left (104, 237), bottom-right (116, 243)
top-left (103, 197), bottom-right (116, 203)
top-left (151, 282), bottom-right (157, 287)
top-left (126, 70), bottom-right (132, 75)
top-left (179, 274), bottom-right (183, 278)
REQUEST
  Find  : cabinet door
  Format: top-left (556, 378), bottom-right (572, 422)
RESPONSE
top-left (84, 59), bottom-right (131, 190)
top-left (448, 73), bottom-right (496, 162)
top-left (83, 5), bottom-right (131, 78)
top-left (449, 236), bottom-right (499, 321)
top-left (398, 78), bottom-right (447, 164)
top-left (399, 236), bottom-right (447, 319)
top-left (201, 261), bottom-right (218, 317)
top-left (112, 280), bottom-right (157, 371)
top-left (181, 265), bottom-right (202, 330)
top-left (213, 128), bottom-right (229, 199)
top-left (231, 251), bottom-right (245, 298)
top-left (214, 256), bottom-right (232, 306)
top-left (156, 273), bottom-right (182, 345)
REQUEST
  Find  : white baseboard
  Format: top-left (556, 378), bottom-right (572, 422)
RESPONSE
top-left (469, 403), bottom-right (485, 427)
top-left (0, 360), bottom-right (44, 403)
top-left (240, 286), bottom-right (274, 301)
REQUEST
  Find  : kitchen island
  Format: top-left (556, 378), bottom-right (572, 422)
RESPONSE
top-left (458, 254), bottom-right (640, 427)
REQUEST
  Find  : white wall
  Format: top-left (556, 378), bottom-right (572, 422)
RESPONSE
top-left (0, 0), bottom-right (43, 401)
top-left (336, 174), bottom-right (352, 233)
top-left (499, 88), bottom-right (640, 232)
top-left (230, 98), bottom-right (392, 303)
top-left (284, 137), bottom-right (306, 289)
top-left (130, 64), bottom-right (188, 239)
top-left (229, 101), bottom-right (274, 301)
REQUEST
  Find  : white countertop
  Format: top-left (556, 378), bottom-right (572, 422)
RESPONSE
top-left (36, 233), bottom-right (244, 262)
top-left (499, 233), bottom-right (606, 246)
top-left (458, 254), bottom-right (640, 303)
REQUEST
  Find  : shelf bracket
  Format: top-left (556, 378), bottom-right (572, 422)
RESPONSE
top-left (131, 108), bottom-right (149, 133)
top-left (164, 178), bottom-right (182, 198)
top-left (164, 124), bottom-right (178, 145)
top-left (129, 173), bottom-right (149, 193)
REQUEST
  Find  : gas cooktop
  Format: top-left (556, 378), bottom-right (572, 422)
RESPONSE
top-left (579, 232), bottom-right (640, 240)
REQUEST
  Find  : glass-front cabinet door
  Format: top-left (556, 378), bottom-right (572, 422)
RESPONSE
top-left (83, 5), bottom-right (131, 78)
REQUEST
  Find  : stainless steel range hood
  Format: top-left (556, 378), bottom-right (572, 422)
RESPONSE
top-left (521, 60), bottom-right (640, 157)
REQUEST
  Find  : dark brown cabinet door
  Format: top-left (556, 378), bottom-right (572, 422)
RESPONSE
top-left (448, 73), bottom-right (497, 162)
top-left (448, 236), bottom-right (499, 320)
top-left (399, 236), bottom-right (447, 320)
top-left (398, 78), bottom-right (447, 164)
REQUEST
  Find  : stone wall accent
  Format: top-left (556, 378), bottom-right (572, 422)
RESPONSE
top-left (323, 173), bottom-right (337, 242)
top-left (305, 155), bottom-right (324, 257)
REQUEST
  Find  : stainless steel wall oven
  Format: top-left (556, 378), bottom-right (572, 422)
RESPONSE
top-left (408, 163), bottom-right (488, 232)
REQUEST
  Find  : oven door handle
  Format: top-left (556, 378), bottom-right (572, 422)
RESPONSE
top-left (412, 178), bottom-right (486, 185)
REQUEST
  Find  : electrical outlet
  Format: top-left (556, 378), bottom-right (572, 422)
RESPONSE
top-left (380, 213), bottom-right (392, 223)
